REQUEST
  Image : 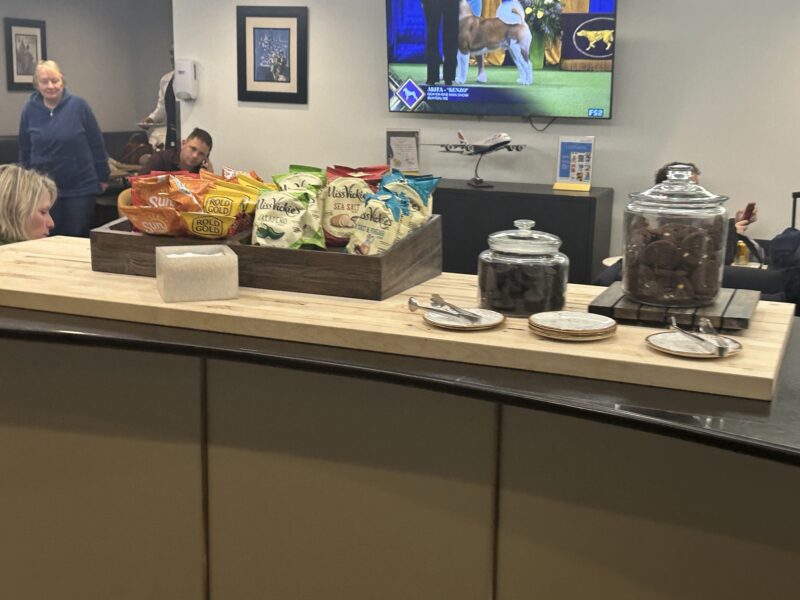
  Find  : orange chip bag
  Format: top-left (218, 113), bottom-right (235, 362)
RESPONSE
top-left (119, 205), bottom-right (186, 235)
top-left (129, 174), bottom-right (170, 206)
top-left (173, 175), bottom-right (213, 198)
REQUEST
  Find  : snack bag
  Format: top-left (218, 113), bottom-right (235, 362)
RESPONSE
top-left (327, 164), bottom-right (389, 187)
top-left (200, 187), bottom-right (250, 218)
top-left (201, 179), bottom-right (261, 215)
top-left (274, 164), bottom-right (327, 190)
top-left (173, 175), bottom-right (213, 198)
top-left (179, 212), bottom-right (240, 239)
top-left (381, 170), bottom-right (439, 218)
top-left (129, 175), bottom-right (204, 212)
top-left (119, 205), bottom-right (186, 236)
top-left (252, 190), bottom-right (312, 249)
top-left (274, 165), bottom-right (327, 249)
top-left (321, 177), bottom-right (372, 247)
top-left (237, 171), bottom-right (271, 191)
top-left (346, 192), bottom-right (404, 256)
top-left (129, 174), bottom-right (170, 206)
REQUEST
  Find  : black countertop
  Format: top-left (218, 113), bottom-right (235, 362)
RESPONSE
top-left (1, 306), bottom-right (798, 465)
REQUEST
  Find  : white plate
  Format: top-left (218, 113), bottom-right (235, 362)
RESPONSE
top-left (529, 326), bottom-right (617, 342)
top-left (423, 308), bottom-right (505, 330)
top-left (646, 331), bottom-right (742, 359)
top-left (528, 311), bottom-right (617, 334)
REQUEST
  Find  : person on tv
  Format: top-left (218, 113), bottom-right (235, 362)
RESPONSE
top-left (421, 0), bottom-right (459, 86)
top-left (496, 0), bottom-right (526, 25)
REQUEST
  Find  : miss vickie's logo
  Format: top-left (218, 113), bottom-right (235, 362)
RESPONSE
top-left (258, 197), bottom-right (302, 216)
top-left (329, 181), bottom-right (368, 201)
top-left (359, 205), bottom-right (393, 229)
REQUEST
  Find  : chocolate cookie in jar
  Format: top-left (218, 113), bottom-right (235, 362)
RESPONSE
top-left (478, 219), bottom-right (569, 317)
top-left (623, 164), bottom-right (728, 307)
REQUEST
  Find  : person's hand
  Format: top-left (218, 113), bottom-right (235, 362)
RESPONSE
top-left (734, 219), bottom-right (749, 235)
top-left (100, 181), bottom-right (109, 192)
top-left (735, 206), bottom-right (758, 224)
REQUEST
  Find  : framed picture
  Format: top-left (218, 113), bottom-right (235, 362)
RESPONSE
top-left (236, 6), bottom-right (308, 104)
top-left (386, 129), bottom-right (420, 174)
top-left (4, 18), bottom-right (46, 91)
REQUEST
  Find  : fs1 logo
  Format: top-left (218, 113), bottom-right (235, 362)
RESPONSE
top-left (588, 108), bottom-right (604, 118)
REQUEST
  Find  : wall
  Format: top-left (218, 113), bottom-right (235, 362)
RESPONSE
top-left (1, 0), bottom-right (173, 134)
top-left (178, 1), bottom-right (799, 251)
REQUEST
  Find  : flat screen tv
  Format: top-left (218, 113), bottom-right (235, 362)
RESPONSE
top-left (385, 0), bottom-right (617, 119)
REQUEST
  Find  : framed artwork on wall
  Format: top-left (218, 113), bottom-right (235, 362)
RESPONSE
top-left (236, 6), bottom-right (308, 104)
top-left (4, 18), bottom-right (47, 91)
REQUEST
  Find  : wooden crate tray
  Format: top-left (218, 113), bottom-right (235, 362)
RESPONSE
top-left (90, 216), bottom-right (442, 300)
top-left (588, 282), bottom-right (760, 330)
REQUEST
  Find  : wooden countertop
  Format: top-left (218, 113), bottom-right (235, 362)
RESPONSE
top-left (0, 236), bottom-right (793, 400)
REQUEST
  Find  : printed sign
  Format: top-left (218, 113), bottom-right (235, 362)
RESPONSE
top-left (553, 136), bottom-right (594, 191)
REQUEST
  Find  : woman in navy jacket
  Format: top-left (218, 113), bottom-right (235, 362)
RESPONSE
top-left (18, 60), bottom-right (110, 237)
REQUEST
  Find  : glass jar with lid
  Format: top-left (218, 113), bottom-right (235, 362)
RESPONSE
top-left (478, 219), bottom-right (569, 316)
top-left (623, 164), bottom-right (728, 307)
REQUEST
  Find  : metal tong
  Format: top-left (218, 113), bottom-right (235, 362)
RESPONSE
top-left (408, 297), bottom-right (480, 322)
top-left (430, 294), bottom-right (482, 321)
top-left (669, 316), bottom-right (730, 357)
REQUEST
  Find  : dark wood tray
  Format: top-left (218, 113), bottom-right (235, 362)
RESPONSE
top-left (588, 281), bottom-right (760, 330)
top-left (90, 216), bottom-right (442, 300)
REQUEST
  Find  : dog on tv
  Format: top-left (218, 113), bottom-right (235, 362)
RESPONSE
top-left (455, 0), bottom-right (533, 86)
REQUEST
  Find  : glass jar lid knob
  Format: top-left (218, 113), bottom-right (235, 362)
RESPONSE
top-left (514, 219), bottom-right (536, 233)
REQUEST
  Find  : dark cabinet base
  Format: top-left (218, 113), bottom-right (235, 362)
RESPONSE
top-left (433, 179), bottom-right (613, 284)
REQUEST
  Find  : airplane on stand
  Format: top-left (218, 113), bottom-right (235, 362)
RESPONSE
top-left (436, 132), bottom-right (526, 187)
top-left (439, 131), bottom-right (526, 155)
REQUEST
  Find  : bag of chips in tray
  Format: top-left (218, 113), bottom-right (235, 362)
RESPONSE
top-left (381, 170), bottom-right (439, 218)
top-left (274, 165), bottom-right (327, 249)
top-left (252, 189), bottom-right (314, 249)
top-left (274, 164), bottom-right (326, 191)
top-left (180, 212), bottom-right (241, 239)
top-left (119, 205), bottom-right (186, 236)
top-left (345, 191), bottom-right (404, 256)
top-left (129, 174), bottom-right (204, 212)
top-left (327, 164), bottom-right (389, 187)
top-left (320, 165), bottom-right (388, 247)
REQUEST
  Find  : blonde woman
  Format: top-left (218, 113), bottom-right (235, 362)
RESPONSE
top-left (18, 60), bottom-right (109, 238)
top-left (0, 164), bottom-right (56, 244)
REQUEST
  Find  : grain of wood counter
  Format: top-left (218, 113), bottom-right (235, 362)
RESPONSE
top-left (0, 236), bottom-right (793, 400)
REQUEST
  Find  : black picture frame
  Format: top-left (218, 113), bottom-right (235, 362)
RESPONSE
top-left (236, 6), bottom-right (308, 104)
top-left (4, 17), bottom-right (46, 92)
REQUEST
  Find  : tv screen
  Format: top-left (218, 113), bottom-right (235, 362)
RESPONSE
top-left (385, 0), bottom-right (617, 119)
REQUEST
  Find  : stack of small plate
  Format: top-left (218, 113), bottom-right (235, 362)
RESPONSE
top-left (528, 311), bottom-right (617, 341)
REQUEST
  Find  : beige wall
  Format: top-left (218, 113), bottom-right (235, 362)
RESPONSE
top-left (173, 0), bottom-right (800, 253)
top-left (0, 0), bottom-right (173, 134)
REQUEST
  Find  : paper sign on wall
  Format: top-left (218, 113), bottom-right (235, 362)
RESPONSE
top-left (386, 129), bottom-right (420, 174)
top-left (553, 136), bottom-right (594, 191)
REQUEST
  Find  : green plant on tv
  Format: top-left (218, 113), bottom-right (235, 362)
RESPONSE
top-left (523, 0), bottom-right (563, 44)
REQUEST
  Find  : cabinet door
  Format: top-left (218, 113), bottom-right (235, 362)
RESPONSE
top-left (207, 360), bottom-right (496, 600)
top-left (0, 339), bottom-right (205, 600)
top-left (435, 187), bottom-right (595, 282)
top-left (498, 406), bottom-right (800, 599)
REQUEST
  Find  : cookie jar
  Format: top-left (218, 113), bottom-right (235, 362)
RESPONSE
top-left (623, 164), bottom-right (728, 307)
top-left (478, 219), bottom-right (569, 316)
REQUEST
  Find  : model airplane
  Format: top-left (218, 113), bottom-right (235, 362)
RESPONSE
top-left (440, 131), bottom-right (526, 155)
